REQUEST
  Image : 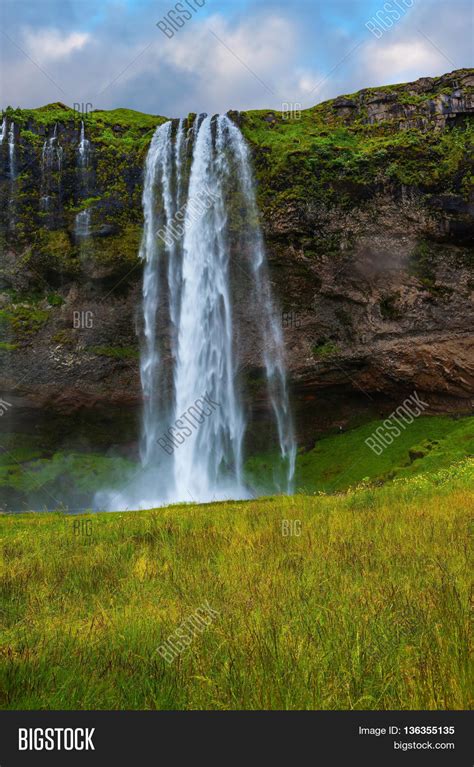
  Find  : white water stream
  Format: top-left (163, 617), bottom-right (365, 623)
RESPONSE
top-left (97, 114), bottom-right (295, 510)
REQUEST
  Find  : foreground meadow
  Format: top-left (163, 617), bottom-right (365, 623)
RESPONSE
top-left (0, 460), bottom-right (472, 710)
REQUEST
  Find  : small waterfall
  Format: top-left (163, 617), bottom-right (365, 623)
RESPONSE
top-left (75, 209), bottom-right (91, 237)
top-left (40, 124), bottom-right (63, 213)
top-left (223, 118), bottom-right (296, 490)
top-left (0, 117), bottom-right (6, 143)
top-left (7, 122), bottom-right (15, 179)
top-left (6, 121), bottom-right (16, 232)
top-left (78, 120), bottom-right (91, 169)
top-left (42, 124), bottom-right (63, 171)
top-left (97, 114), bottom-right (295, 510)
top-left (75, 121), bottom-right (92, 238)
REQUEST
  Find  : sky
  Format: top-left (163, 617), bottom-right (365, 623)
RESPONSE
top-left (0, 0), bottom-right (472, 116)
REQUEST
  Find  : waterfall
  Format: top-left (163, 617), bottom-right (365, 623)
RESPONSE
top-left (75, 121), bottom-right (92, 238)
top-left (40, 123), bottom-right (62, 213)
top-left (192, 112), bottom-right (207, 141)
top-left (167, 117), bottom-right (185, 336)
top-left (42, 124), bottom-right (62, 171)
top-left (7, 122), bottom-right (15, 179)
top-left (97, 114), bottom-right (295, 510)
top-left (75, 209), bottom-right (92, 237)
top-left (78, 120), bottom-right (91, 168)
top-left (223, 118), bottom-right (296, 490)
top-left (139, 120), bottom-right (174, 472)
top-left (0, 117), bottom-right (6, 143)
top-left (6, 121), bottom-right (16, 232)
top-left (172, 115), bottom-right (246, 501)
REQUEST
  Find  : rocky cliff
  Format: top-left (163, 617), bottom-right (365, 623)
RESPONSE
top-left (1, 68), bottom-right (473, 451)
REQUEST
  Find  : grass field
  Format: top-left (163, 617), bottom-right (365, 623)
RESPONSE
top-left (0, 459), bottom-right (472, 710)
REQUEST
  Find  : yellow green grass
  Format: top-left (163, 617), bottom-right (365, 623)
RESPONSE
top-left (0, 460), bottom-right (472, 710)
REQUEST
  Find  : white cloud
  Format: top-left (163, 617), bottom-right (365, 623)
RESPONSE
top-left (362, 39), bottom-right (449, 84)
top-left (66, 12), bottom-right (319, 114)
top-left (22, 28), bottom-right (91, 62)
top-left (148, 14), bottom-right (321, 112)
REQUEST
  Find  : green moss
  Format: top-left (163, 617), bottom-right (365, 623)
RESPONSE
top-left (73, 196), bottom-right (102, 213)
top-left (89, 345), bottom-right (139, 359)
top-left (52, 330), bottom-right (73, 345)
top-left (395, 89), bottom-right (451, 106)
top-left (0, 304), bottom-right (49, 335)
top-left (47, 293), bottom-right (64, 307)
top-left (312, 340), bottom-right (339, 358)
top-left (0, 341), bottom-right (18, 351)
top-left (80, 107), bottom-right (167, 154)
top-left (86, 224), bottom-right (142, 267)
top-left (34, 229), bottom-right (77, 274)
top-left (19, 129), bottom-right (43, 145)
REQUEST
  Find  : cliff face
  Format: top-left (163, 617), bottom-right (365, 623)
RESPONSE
top-left (0, 69), bottom-right (473, 447)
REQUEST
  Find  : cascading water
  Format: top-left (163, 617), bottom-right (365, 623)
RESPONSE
top-left (172, 115), bottom-right (247, 501)
top-left (0, 117), bottom-right (6, 143)
top-left (40, 123), bottom-right (62, 213)
top-left (75, 121), bottom-right (92, 237)
top-left (139, 120), bottom-right (174, 472)
top-left (96, 114), bottom-right (295, 510)
top-left (42, 124), bottom-right (62, 170)
top-left (6, 121), bottom-right (16, 231)
top-left (7, 122), bottom-right (15, 179)
top-left (167, 118), bottom-right (185, 337)
top-left (224, 119), bottom-right (296, 490)
top-left (75, 209), bottom-right (91, 237)
top-left (78, 120), bottom-right (91, 168)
